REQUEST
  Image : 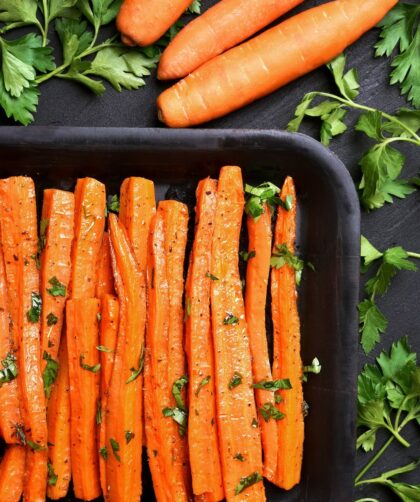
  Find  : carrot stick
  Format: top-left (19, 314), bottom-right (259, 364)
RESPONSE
top-left (98, 294), bottom-right (119, 496)
top-left (70, 177), bottom-right (106, 299)
top-left (158, 0), bottom-right (303, 80)
top-left (0, 238), bottom-right (22, 444)
top-left (245, 204), bottom-right (278, 482)
top-left (145, 201), bottom-right (191, 501)
top-left (271, 177), bottom-right (303, 490)
top-left (96, 233), bottom-right (115, 299)
top-left (0, 177), bottom-right (48, 502)
top-left (0, 445), bottom-right (26, 502)
top-left (185, 178), bottom-right (223, 501)
top-left (66, 298), bottom-right (101, 501)
top-left (157, 0), bottom-right (398, 127)
top-left (117, 0), bottom-right (193, 47)
top-left (47, 335), bottom-right (71, 500)
top-left (105, 214), bottom-right (145, 502)
top-left (40, 189), bottom-right (74, 374)
top-left (210, 166), bottom-right (264, 501)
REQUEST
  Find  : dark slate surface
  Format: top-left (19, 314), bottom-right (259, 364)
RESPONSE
top-left (2, 0), bottom-right (419, 499)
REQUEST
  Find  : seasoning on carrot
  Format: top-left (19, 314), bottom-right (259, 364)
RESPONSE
top-left (145, 201), bottom-right (191, 501)
top-left (0, 237), bottom-right (22, 444)
top-left (117, 0), bottom-right (193, 47)
top-left (270, 176), bottom-right (303, 490)
top-left (96, 233), bottom-right (115, 299)
top-left (210, 166), bottom-right (264, 500)
top-left (158, 0), bottom-right (303, 80)
top-left (245, 202), bottom-right (278, 482)
top-left (157, 0), bottom-right (398, 127)
top-left (47, 335), bottom-right (71, 500)
top-left (66, 298), bottom-right (101, 501)
top-left (185, 178), bottom-right (224, 501)
top-left (69, 177), bottom-right (106, 299)
top-left (105, 214), bottom-right (145, 502)
top-left (40, 189), bottom-right (74, 380)
top-left (98, 294), bottom-right (119, 496)
top-left (0, 177), bottom-right (48, 502)
top-left (0, 445), bottom-right (26, 502)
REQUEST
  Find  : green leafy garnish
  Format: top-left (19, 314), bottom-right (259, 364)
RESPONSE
top-left (96, 399), bottom-right (102, 425)
top-left (288, 53), bottom-right (420, 210)
top-left (46, 312), bottom-right (58, 326)
top-left (42, 351), bottom-right (59, 398)
top-left (0, 352), bottom-right (18, 387)
top-left (233, 452), bottom-right (245, 462)
top-left (79, 354), bottom-right (101, 373)
top-left (27, 292), bottom-right (42, 322)
top-left (99, 446), bottom-right (108, 460)
top-left (39, 218), bottom-right (49, 252)
top-left (251, 418), bottom-right (258, 428)
top-left (205, 271), bottom-right (219, 281)
top-left (259, 402), bottom-right (285, 422)
top-left (195, 375), bottom-right (211, 397)
top-left (239, 250), bottom-right (256, 262)
top-left (228, 371), bottom-right (242, 390)
top-left (270, 244), bottom-right (307, 285)
top-left (27, 439), bottom-right (46, 452)
top-left (162, 376), bottom-right (189, 436)
top-left (252, 379), bottom-right (292, 391)
top-left (302, 357), bottom-right (322, 382)
top-left (107, 194), bottom-right (120, 214)
top-left (126, 344), bottom-right (144, 383)
top-left (172, 375), bottom-right (188, 411)
top-left (110, 438), bottom-right (120, 462)
top-left (97, 345), bottom-right (113, 353)
top-left (235, 471), bottom-right (263, 495)
top-left (47, 461), bottom-right (58, 486)
top-left (223, 313), bottom-right (239, 325)
top-left (125, 430), bottom-right (135, 444)
top-left (47, 276), bottom-right (66, 297)
top-left (244, 182), bottom-right (281, 220)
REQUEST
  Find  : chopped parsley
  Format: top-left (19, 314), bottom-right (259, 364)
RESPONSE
top-left (125, 431), bottom-right (135, 444)
top-left (110, 438), bottom-right (121, 462)
top-left (223, 313), bottom-right (239, 325)
top-left (0, 352), bottom-right (18, 387)
top-left (252, 379), bottom-right (292, 391)
top-left (79, 354), bottom-right (101, 373)
top-left (259, 403), bottom-right (285, 422)
top-left (126, 344), bottom-right (144, 384)
top-left (46, 312), bottom-right (58, 326)
top-left (235, 471), bottom-right (263, 495)
top-left (239, 250), bottom-right (256, 262)
top-left (234, 452), bottom-right (245, 462)
top-left (228, 372), bottom-right (242, 390)
top-left (42, 351), bottom-right (59, 399)
top-left (205, 271), bottom-right (219, 281)
top-left (107, 195), bottom-right (120, 214)
top-left (195, 375), bottom-right (211, 397)
top-left (46, 276), bottom-right (66, 297)
top-left (47, 461), bottom-right (58, 486)
top-left (27, 292), bottom-right (42, 323)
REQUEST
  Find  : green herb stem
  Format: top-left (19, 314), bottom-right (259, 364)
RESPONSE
top-left (355, 436), bottom-right (394, 484)
top-left (41, 0), bottom-right (49, 46)
top-left (407, 252), bottom-right (420, 260)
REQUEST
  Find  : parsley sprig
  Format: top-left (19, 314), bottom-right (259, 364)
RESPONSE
top-left (288, 53), bottom-right (420, 210)
top-left (359, 236), bottom-right (419, 354)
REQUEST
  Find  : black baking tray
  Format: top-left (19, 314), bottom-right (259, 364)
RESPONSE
top-left (0, 127), bottom-right (360, 502)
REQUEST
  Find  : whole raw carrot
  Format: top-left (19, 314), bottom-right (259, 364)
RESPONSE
top-left (271, 177), bottom-right (303, 490)
top-left (117, 0), bottom-right (192, 47)
top-left (185, 178), bottom-right (224, 501)
top-left (0, 177), bottom-right (48, 502)
top-left (210, 166), bottom-right (264, 501)
top-left (96, 233), bottom-right (115, 299)
top-left (0, 445), bottom-right (26, 502)
top-left (98, 294), bottom-right (119, 496)
top-left (40, 189), bottom-right (74, 376)
top-left (245, 203), bottom-right (278, 482)
top-left (66, 298), bottom-right (101, 501)
top-left (158, 0), bottom-right (303, 80)
top-left (157, 0), bottom-right (397, 127)
top-left (0, 239), bottom-right (22, 444)
top-left (47, 335), bottom-right (71, 500)
top-left (106, 214), bottom-right (145, 502)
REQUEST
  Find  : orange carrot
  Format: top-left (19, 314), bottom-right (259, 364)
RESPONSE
top-left (0, 238), bottom-right (22, 444)
top-left (158, 0), bottom-right (303, 80)
top-left (117, 0), bottom-right (193, 47)
top-left (40, 189), bottom-right (74, 374)
top-left (47, 335), bottom-right (71, 500)
top-left (245, 203), bottom-right (278, 482)
top-left (157, 0), bottom-right (397, 127)
top-left (145, 201), bottom-right (191, 501)
top-left (98, 294), bottom-right (119, 496)
top-left (210, 166), bottom-right (264, 501)
top-left (0, 445), bottom-right (26, 502)
top-left (0, 177), bottom-right (48, 502)
top-left (185, 178), bottom-right (223, 501)
top-left (66, 298), bottom-right (101, 501)
top-left (70, 177), bottom-right (106, 299)
top-left (96, 233), bottom-right (115, 299)
top-left (105, 214), bottom-right (145, 502)
top-left (271, 177), bottom-right (303, 490)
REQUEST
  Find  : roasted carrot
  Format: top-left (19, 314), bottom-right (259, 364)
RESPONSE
top-left (145, 201), bottom-right (191, 501)
top-left (158, 0), bottom-right (303, 80)
top-left (70, 177), bottom-right (106, 299)
top-left (47, 335), bottom-right (71, 500)
top-left (271, 177), bottom-right (303, 490)
top-left (96, 233), bottom-right (115, 299)
top-left (117, 0), bottom-right (193, 47)
top-left (105, 214), bottom-right (145, 502)
top-left (66, 298), bottom-right (101, 501)
top-left (0, 238), bottom-right (22, 444)
top-left (0, 445), bottom-right (26, 502)
top-left (157, 0), bottom-right (397, 127)
top-left (210, 166), bottom-right (264, 501)
top-left (98, 294), bottom-right (119, 496)
top-left (245, 203), bottom-right (278, 482)
top-left (40, 189), bottom-right (74, 373)
top-left (0, 177), bottom-right (48, 502)
top-left (185, 178), bottom-right (223, 501)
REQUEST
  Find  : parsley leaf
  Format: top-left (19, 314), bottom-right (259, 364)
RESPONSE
top-left (358, 299), bottom-right (388, 355)
top-left (205, 271), bottom-right (219, 281)
top-left (47, 312), bottom-right (58, 326)
top-left (47, 461), bottom-right (58, 486)
top-left (109, 437), bottom-right (120, 462)
top-left (259, 402), bottom-right (285, 422)
top-left (270, 243), bottom-right (306, 285)
top-left (79, 354), bottom-right (101, 373)
top-left (228, 372), bottom-right (242, 389)
top-left (223, 313), bottom-right (239, 325)
top-left (27, 292), bottom-right (42, 323)
top-left (235, 472), bottom-right (263, 495)
top-left (0, 0), bottom-right (40, 28)
top-left (126, 344), bottom-right (144, 384)
top-left (239, 250), bottom-right (256, 262)
top-left (99, 446), bottom-right (108, 460)
top-left (244, 182), bottom-right (280, 220)
top-left (327, 53), bottom-right (360, 101)
top-left (42, 351), bottom-right (59, 399)
top-left (252, 379), bottom-right (292, 390)
top-left (97, 345), bottom-right (113, 353)
top-left (186, 0), bottom-right (201, 14)
top-left (172, 375), bottom-right (188, 412)
top-left (125, 430), bottom-right (135, 444)
top-left (233, 452), bottom-right (245, 462)
top-left (47, 276), bottom-right (66, 297)
top-left (195, 375), bottom-right (210, 397)
top-left (162, 376), bottom-right (189, 436)
top-left (0, 352), bottom-right (18, 387)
